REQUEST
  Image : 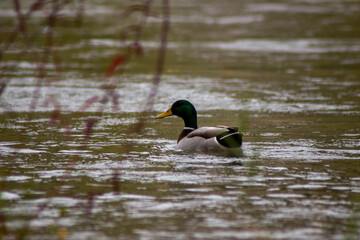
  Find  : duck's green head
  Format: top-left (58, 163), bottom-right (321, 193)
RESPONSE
top-left (156, 100), bottom-right (198, 128)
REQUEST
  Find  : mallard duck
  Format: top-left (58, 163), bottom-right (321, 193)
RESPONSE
top-left (156, 100), bottom-right (242, 153)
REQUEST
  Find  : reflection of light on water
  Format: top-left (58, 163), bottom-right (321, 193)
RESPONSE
top-left (249, 140), bottom-right (360, 161)
top-left (246, 3), bottom-right (360, 14)
top-left (0, 191), bottom-right (21, 200)
top-left (67, 38), bottom-right (360, 54)
top-left (5, 176), bottom-right (32, 182)
top-left (206, 39), bottom-right (360, 53)
top-left (2, 75), bottom-right (358, 114)
top-left (267, 193), bottom-right (305, 198)
top-left (151, 15), bottom-right (264, 25)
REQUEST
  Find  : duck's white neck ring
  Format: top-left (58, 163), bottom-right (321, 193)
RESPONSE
top-left (183, 127), bottom-right (195, 130)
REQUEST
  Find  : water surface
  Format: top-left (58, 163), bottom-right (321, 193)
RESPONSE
top-left (1, 0), bottom-right (360, 239)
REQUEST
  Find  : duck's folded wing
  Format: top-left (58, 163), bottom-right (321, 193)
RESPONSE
top-left (187, 126), bottom-right (242, 148)
top-left (187, 126), bottom-right (234, 139)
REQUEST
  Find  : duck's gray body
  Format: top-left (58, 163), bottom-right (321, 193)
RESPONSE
top-left (177, 126), bottom-right (242, 152)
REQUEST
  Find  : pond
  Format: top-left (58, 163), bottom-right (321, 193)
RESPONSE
top-left (1, 0), bottom-right (360, 239)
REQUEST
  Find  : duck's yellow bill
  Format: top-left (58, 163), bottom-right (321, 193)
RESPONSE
top-left (156, 108), bottom-right (172, 118)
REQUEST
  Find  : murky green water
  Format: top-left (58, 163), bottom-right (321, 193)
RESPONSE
top-left (1, 0), bottom-right (360, 239)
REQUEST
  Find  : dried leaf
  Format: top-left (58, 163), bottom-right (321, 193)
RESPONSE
top-left (106, 55), bottom-right (126, 78)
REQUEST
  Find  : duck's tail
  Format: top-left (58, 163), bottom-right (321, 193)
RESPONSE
top-left (216, 127), bottom-right (242, 148)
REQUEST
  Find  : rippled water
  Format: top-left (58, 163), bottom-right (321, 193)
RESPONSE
top-left (1, 0), bottom-right (360, 239)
